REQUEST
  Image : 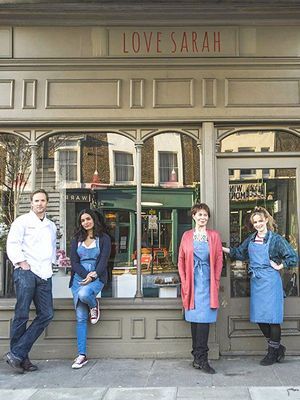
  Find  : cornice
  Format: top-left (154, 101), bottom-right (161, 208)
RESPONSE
top-left (1, 1), bottom-right (300, 26)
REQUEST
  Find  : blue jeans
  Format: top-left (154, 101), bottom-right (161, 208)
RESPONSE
top-left (74, 281), bottom-right (103, 355)
top-left (10, 268), bottom-right (54, 361)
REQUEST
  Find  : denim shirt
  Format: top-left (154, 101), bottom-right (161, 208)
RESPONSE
top-left (229, 230), bottom-right (298, 268)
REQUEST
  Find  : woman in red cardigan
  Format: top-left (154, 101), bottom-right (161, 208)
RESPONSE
top-left (178, 203), bottom-right (223, 374)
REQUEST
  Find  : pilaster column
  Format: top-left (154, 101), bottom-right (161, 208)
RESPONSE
top-left (29, 141), bottom-right (38, 191)
top-left (134, 141), bottom-right (143, 298)
top-left (201, 122), bottom-right (217, 226)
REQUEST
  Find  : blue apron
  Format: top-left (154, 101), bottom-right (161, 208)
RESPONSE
top-left (185, 240), bottom-right (218, 323)
top-left (71, 238), bottom-right (104, 308)
top-left (248, 232), bottom-right (284, 324)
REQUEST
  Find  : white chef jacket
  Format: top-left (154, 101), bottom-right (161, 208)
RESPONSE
top-left (6, 210), bottom-right (57, 280)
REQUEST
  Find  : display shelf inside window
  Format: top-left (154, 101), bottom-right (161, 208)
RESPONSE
top-left (55, 249), bottom-right (71, 275)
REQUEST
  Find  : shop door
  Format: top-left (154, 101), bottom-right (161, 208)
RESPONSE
top-left (217, 157), bottom-right (300, 355)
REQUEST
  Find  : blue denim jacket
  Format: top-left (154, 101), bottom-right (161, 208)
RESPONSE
top-left (229, 230), bottom-right (298, 268)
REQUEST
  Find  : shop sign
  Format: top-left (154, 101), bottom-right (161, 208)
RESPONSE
top-left (148, 215), bottom-right (158, 230)
top-left (109, 27), bottom-right (238, 57)
top-left (229, 183), bottom-right (266, 202)
top-left (66, 193), bottom-right (91, 203)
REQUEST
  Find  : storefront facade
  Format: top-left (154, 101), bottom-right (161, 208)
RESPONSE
top-left (0, 1), bottom-right (299, 359)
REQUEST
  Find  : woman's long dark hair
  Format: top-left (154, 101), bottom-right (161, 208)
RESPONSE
top-left (74, 208), bottom-right (107, 242)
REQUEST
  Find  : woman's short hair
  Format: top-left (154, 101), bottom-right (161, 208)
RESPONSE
top-left (191, 203), bottom-right (211, 218)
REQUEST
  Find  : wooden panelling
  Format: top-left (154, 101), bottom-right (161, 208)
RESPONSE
top-left (22, 79), bottom-right (37, 109)
top-left (0, 27), bottom-right (12, 58)
top-left (130, 79), bottom-right (144, 108)
top-left (0, 318), bottom-right (11, 340)
top-left (45, 79), bottom-right (121, 109)
top-left (202, 78), bottom-right (217, 107)
top-left (155, 318), bottom-right (190, 339)
top-left (153, 78), bottom-right (194, 108)
top-left (45, 318), bottom-right (122, 339)
top-left (0, 80), bottom-right (14, 109)
top-left (225, 78), bottom-right (300, 107)
top-left (131, 318), bottom-right (145, 339)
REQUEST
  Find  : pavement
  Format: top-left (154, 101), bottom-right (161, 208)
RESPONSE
top-left (1, 356), bottom-right (300, 400)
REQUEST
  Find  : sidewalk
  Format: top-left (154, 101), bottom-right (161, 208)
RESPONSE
top-left (1, 356), bottom-right (300, 399)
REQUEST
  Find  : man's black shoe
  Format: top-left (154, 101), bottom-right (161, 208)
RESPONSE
top-left (21, 357), bottom-right (38, 372)
top-left (4, 352), bottom-right (24, 374)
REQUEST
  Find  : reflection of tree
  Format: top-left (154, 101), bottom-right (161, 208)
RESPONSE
top-left (0, 134), bottom-right (32, 224)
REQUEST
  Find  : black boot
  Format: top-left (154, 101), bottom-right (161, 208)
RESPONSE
top-left (277, 344), bottom-right (286, 363)
top-left (260, 346), bottom-right (278, 366)
top-left (193, 355), bottom-right (216, 374)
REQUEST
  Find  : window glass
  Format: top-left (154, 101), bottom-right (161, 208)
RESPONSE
top-left (114, 151), bottom-right (134, 182)
top-left (141, 132), bottom-right (200, 298)
top-left (159, 152), bottom-right (178, 183)
top-left (229, 168), bottom-right (299, 298)
top-left (220, 130), bottom-right (300, 153)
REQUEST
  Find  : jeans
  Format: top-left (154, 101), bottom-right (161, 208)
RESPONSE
top-left (10, 268), bottom-right (54, 361)
top-left (75, 281), bottom-right (103, 355)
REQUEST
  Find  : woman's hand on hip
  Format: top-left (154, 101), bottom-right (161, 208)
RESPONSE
top-left (270, 260), bottom-right (283, 270)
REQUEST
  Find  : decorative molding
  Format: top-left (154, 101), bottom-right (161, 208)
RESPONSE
top-left (153, 78), bottom-right (194, 108)
top-left (202, 78), bottom-right (217, 107)
top-left (0, 318), bottom-right (11, 340)
top-left (130, 79), bottom-right (144, 108)
top-left (45, 79), bottom-right (121, 109)
top-left (229, 316), bottom-right (300, 338)
top-left (44, 318), bottom-right (122, 339)
top-left (155, 318), bottom-right (190, 339)
top-left (225, 78), bottom-right (300, 107)
top-left (131, 317), bottom-right (145, 339)
top-left (0, 79), bottom-right (14, 109)
top-left (22, 79), bottom-right (37, 109)
top-left (0, 27), bottom-right (12, 58)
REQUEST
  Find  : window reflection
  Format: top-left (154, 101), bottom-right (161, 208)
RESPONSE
top-left (229, 168), bottom-right (299, 298)
top-left (220, 130), bottom-right (300, 153)
top-left (0, 130), bottom-right (200, 299)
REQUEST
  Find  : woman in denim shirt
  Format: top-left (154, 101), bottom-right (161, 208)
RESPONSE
top-left (223, 207), bottom-right (298, 366)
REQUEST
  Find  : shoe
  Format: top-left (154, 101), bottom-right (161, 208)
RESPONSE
top-left (90, 299), bottom-right (100, 324)
top-left (21, 357), bottom-right (38, 372)
top-left (260, 346), bottom-right (278, 366)
top-left (193, 359), bottom-right (216, 374)
top-left (3, 352), bottom-right (24, 374)
top-left (72, 354), bottom-right (88, 369)
top-left (277, 344), bottom-right (286, 362)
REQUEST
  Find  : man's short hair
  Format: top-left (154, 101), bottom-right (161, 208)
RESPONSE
top-left (30, 189), bottom-right (49, 202)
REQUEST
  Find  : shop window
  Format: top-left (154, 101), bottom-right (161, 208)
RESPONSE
top-left (114, 151), bottom-right (134, 182)
top-left (159, 152), bottom-right (178, 183)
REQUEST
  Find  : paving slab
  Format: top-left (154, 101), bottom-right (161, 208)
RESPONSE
top-left (211, 357), bottom-right (282, 387)
top-left (103, 387), bottom-right (177, 400)
top-left (29, 387), bottom-right (108, 400)
top-left (146, 359), bottom-right (213, 387)
top-left (177, 386), bottom-right (251, 399)
top-left (0, 389), bottom-right (38, 400)
top-left (249, 387), bottom-right (300, 400)
top-left (81, 359), bottom-right (153, 387)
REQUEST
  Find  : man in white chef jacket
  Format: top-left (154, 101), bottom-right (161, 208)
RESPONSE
top-left (4, 189), bottom-right (57, 373)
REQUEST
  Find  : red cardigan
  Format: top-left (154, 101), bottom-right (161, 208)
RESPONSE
top-left (178, 229), bottom-right (223, 310)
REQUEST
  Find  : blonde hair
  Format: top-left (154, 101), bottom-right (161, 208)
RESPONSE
top-left (250, 206), bottom-right (277, 232)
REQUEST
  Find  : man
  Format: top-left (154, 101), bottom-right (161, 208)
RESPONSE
top-left (4, 189), bottom-right (57, 373)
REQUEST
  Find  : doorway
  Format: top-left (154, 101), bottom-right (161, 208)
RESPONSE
top-left (217, 156), bottom-right (300, 354)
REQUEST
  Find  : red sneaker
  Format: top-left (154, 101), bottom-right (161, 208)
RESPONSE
top-left (90, 299), bottom-right (100, 324)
